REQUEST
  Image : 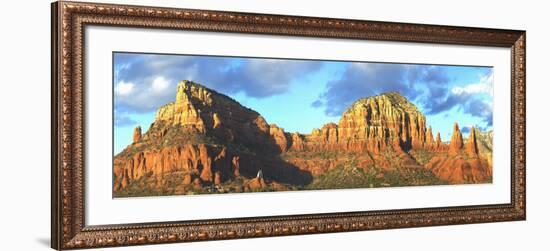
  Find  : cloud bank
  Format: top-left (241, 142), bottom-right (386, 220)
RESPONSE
top-left (312, 63), bottom-right (493, 128)
top-left (114, 53), bottom-right (493, 130)
top-left (114, 53), bottom-right (322, 115)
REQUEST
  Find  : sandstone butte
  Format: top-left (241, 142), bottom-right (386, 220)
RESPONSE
top-left (113, 80), bottom-right (493, 193)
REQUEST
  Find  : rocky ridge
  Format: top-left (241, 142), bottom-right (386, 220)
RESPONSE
top-left (113, 80), bottom-right (493, 195)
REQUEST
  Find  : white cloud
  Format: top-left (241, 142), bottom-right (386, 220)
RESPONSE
top-left (451, 72), bottom-right (493, 96)
top-left (114, 81), bottom-right (134, 96)
top-left (114, 53), bottom-right (321, 112)
top-left (151, 76), bottom-right (170, 93)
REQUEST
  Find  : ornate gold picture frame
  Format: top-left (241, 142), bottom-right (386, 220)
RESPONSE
top-left (51, 1), bottom-right (526, 249)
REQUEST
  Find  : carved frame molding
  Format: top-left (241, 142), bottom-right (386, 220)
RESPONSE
top-left (51, 1), bottom-right (526, 249)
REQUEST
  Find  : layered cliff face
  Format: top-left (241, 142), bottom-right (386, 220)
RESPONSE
top-left (293, 92), bottom-right (428, 154)
top-left (113, 80), bottom-right (493, 196)
top-left (113, 144), bottom-right (239, 192)
top-left (283, 92), bottom-right (433, 174)
top-left (337, 92), bottom-right (427, 152)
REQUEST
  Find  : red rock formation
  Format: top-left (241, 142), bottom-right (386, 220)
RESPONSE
top-left (269, 124), bottom-right (289, 153)
top-left (113, 81), bottom-right (492, 195)
top-left (449, 122), bottom-right (464, 154)
top-left (426, 126), bottom-right (434, 147)
top-left (426, 155), bottom-right (491, 184)
top-left (321, 123), bottom-right (339, 144)
top-left (435, 132), bottom-right (442, 148)
top-left (113, 144), bottom-right (244, 190)
top-left (432, 132), bottom-right (449, 151)
top-left (306, 123), bottom-right (340, 152)
top-left (133, 126), bottom-right (141, 143)
top-left (426, 124), bottom-right (492, 184)
top-left (291, 92), bottom-right (430, 156)
top-left (289, 132), bottom-right (305, 151)
top-left (335, 92), bottom-right (427, 152)
top-left (465, 126), bottom-right (479, 156)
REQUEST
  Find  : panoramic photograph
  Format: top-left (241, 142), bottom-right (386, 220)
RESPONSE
top-left (112, 52), bottom-right (494, 198)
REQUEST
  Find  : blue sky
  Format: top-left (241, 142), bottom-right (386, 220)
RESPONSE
top-left (114, 52), bottom-right (493, 154)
